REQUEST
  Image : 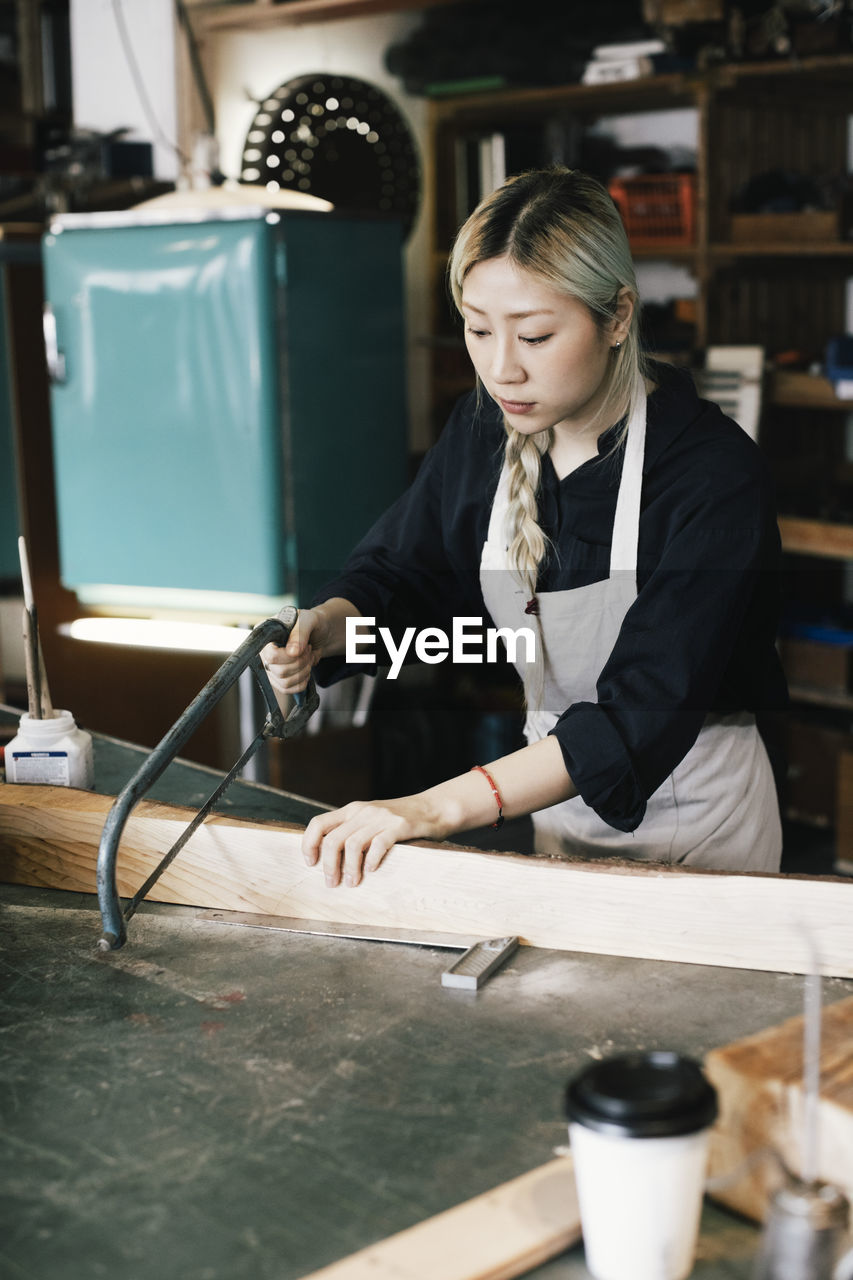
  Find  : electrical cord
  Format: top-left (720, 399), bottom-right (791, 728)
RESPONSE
top-left (110, 0), bottom-right (189, 168)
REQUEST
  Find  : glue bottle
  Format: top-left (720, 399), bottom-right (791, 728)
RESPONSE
top-left (5, 709), bottom-right (94, 789)
top-left (752, 1179), bottom-right (853, 1280)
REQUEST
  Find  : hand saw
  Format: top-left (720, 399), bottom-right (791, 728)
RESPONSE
top-left (96, 606), bottom-right (319, 951)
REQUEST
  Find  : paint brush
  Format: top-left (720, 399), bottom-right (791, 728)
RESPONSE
top-left (18, 536), bottom-right (52, 719)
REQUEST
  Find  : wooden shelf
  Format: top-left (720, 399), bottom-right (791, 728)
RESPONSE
top-left (710, 241), bottom-right (853, 258)
top-left (709, 50), bottom-right (853, 88)
top-left (191, 0), bottom-right (453, 31)
top-left (0, 224), bottom-right (43, 241)
top-left (434, 242), bottom-right (700, 264)
top-left (631, 244), bottom-right (699, 262)
top-left (429, 54), bottom-right (853, 122)
top-left (429, 71), bottom-right (699, 125)
top-left (779, 517), bottom-right (853, 560)
top-left (771, 371), bottom-right (853, 411)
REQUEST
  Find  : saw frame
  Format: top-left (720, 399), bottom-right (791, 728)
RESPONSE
top-left (95, 606), bottom-right (318, 950)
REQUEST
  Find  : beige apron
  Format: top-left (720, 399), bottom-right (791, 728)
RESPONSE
top-left (479, 388), bottom-right (782, 871)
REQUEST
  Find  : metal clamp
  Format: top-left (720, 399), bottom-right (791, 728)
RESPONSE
top-left (96, 606), bottom-right (319, 951)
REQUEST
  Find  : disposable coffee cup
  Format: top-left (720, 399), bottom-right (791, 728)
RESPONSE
top-left (565, 1051), bottom-right (718, 1280)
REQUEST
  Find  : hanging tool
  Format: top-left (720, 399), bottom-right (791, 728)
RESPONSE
top-left (96, 605), bottom-right (318, 951)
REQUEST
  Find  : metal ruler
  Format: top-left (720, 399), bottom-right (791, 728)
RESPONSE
top-left (200, 910), bottom-right (519, 989)
top-left (441, 936), bottom-right (520, 991)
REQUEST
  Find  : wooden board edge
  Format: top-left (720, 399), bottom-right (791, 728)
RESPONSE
top-left (3, 785), bottom-right (853, 977)
top-left (297, 1157), bottom-right (580, 1280)
top-left (4, 783), bottom-right (851, 882)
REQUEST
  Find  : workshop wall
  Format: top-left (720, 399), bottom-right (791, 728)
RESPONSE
top-left (70, 0), bottom-right (180, 181)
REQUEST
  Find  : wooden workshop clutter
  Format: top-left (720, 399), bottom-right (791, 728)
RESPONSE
top-left (2, 785), bottom-right (853, 977)
top-left (296, 999), bottom-right (853, 1278)
top-left (298, 1157), bottom-right (581, 1280)
top-left (705, 996), bottom-right (853, 1223)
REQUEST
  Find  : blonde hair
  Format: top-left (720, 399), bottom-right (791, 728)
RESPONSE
top-left (448, 168), bottom-right (646, 604)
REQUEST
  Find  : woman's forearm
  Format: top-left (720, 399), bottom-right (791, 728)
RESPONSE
top-left (419, 734), bottom-right (577, 838)
top-left (300, 734), bottom-right (576, 886)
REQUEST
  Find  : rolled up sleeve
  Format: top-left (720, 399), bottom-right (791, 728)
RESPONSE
top-left (312, 392), bottom-right (497, 685)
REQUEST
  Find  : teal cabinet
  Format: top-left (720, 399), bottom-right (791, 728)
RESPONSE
top-left (41, 208), bottom-right (407, 610)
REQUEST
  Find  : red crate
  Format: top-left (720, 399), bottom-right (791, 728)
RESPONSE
top-left (608, 174), bottom-right (696, 247)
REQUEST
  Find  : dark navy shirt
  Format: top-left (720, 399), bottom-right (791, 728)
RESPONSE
top-left (314, 362), bottom-right (787, 833)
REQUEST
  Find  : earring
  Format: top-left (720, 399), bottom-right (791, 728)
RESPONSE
top-left (612, 340), bottom-right (622, 350)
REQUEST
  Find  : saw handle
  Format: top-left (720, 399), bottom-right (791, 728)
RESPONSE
top-left (267, 604), bottom-right (317, 715)
top-left (262, 606), bottom-right (319, 733)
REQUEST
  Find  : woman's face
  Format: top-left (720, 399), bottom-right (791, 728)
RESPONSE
top-left (461, 256), bottom-right (627, 440)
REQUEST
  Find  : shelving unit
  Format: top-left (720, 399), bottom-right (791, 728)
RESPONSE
top-left (428, 56), bottom-right (852, 349)
top-left (425, 56), bottom-right (853, 437)
top-left (424, 54), bottom-right (853, 846)
top-left (706, 57), bottom-right (853, 842)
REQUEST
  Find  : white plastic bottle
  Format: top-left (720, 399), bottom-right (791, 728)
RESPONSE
top-left (5, 710), bottom-right (94, 789)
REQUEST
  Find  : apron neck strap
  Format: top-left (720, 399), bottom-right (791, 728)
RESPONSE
top-left (609, 380), bottom-right (647, 575)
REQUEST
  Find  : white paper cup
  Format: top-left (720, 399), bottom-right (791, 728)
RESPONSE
top-left (565, 1052), bottom-right (718, 1280)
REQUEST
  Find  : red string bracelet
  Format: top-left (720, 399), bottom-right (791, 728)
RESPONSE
top-left (471, 765), bottom-right (505, 830)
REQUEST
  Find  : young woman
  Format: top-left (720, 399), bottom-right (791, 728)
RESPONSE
top-left (264, 167), bottom-right (786, 888)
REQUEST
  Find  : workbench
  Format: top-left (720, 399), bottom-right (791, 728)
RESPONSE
top-left (2, 715), bottom-right (851, 1279)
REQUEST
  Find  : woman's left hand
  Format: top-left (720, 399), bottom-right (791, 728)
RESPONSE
top-left (301, 796), bottom-right (441, 887)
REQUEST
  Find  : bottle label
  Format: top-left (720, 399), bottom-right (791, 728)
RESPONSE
top-left (12, 751), bottom-right (71, 785)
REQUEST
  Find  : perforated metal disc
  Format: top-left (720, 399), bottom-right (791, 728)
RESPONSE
top-left (240, 73), bottom-right (420, 239)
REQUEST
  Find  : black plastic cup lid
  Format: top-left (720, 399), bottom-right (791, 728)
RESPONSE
top-left (564, 1051), bottom-right (718, 1139)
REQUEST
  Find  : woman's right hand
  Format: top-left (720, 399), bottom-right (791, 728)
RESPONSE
top-left (262, 606), bottom-right (331, 695)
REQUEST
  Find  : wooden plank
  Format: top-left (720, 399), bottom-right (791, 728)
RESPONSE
top-left (298, 1157), bottom-right (580, 1280)
top-left (705, 996), bottom-right (853, 1223)
top-left (2, 786), bottom-right (853, 976)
